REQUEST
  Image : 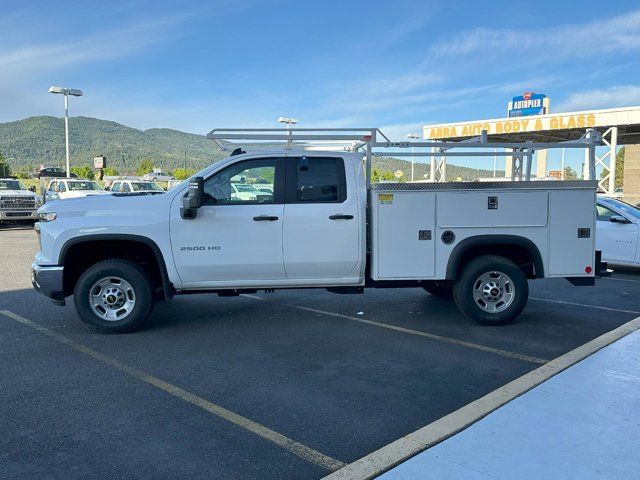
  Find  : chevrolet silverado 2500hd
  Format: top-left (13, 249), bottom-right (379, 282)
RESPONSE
top-left (31, 128), bottom-right (605, 332)
top-left (0, 178), bottom-right (40, 224)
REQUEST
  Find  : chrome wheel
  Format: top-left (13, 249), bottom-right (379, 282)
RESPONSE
top-left (472, 271), bottom-right (515, 313)
top-left (89, 276), bottom-right (136, 321)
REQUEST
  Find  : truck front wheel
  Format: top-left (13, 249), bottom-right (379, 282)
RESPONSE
top-left (74, 259), bottom-right (155, 333)
top-left (453, 255), bottom-right (528, 326)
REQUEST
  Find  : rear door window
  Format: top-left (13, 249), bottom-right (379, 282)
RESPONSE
top-left (288, 157), bottom-right (346, 203)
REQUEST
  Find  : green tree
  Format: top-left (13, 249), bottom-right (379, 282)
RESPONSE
top-left (0, 151), bottom-right (11, 177)
top-left (137, 158), bottom-right (154, 176)
top-left (70, 165), bottom-right (95, 180)
top-left (172, 168), bottom-right (196, 180)
top-left (600, 147), bottom-right (624, 189)
top-left (103, 166), bottom-right (119, 177)
top-left (564, 166), bottom-right (578, 180)
top-left (372, 168), bottom-right (398, 182)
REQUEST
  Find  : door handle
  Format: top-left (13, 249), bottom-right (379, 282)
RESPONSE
top-left (329, 214), bottom-right (354, 220)
top-left (253, 215), bottom-right (279, 221)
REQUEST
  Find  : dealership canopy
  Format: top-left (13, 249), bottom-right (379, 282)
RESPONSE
top-left (422, 105), bottom-right (640, 196)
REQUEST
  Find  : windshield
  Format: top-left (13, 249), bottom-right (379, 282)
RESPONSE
top-left (234, 184), bottom-right (260, 192)
top-left (602, 198), bottom-right (640, 220)
top-left (131, 182), bottom-right (163, 192)
top-left (68, 181), bottom-right (103, 191)
top-left (0, 180), bottom-right (27, 191)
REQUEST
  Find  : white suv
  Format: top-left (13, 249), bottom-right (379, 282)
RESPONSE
top-left (109, 180), bottom-right (165, 194)
top-left (45, 179), bottom-right (109, 201)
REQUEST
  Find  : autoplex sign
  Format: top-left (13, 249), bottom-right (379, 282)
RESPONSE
top-left (425, 113), bottom-right (597, 139)
top-left (508, 92), bottom-right (549, 118)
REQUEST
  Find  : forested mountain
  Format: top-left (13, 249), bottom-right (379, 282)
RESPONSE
top-left (0, 116), bottom-right (502, 180)
top-left (0, 116), bottom-right (226, 173)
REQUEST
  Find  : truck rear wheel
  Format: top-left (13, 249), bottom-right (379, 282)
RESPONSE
top-left (74, 259), bottom-right (155, 333)
top-left (453, 255), bottom-right (528, 326)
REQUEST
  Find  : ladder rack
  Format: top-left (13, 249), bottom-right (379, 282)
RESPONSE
top-left (207, 127), bottom-right (601, 185)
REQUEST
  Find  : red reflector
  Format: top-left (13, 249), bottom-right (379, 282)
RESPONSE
top-left (585, 266), bottom-right (592, 274)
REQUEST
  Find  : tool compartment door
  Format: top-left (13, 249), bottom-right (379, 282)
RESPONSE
top-left (548, 189), bottom-right (596, 276)
top-left (373, 191), bottom-right (436, 279)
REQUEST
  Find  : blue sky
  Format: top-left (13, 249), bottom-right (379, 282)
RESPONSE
top-left (2, 0), bottom-right (640, 171)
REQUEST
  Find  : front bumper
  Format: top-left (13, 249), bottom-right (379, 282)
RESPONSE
top-left (31, 263), bottom-right (65, 305)
top-left (0, 210), bottom-right (38, 221)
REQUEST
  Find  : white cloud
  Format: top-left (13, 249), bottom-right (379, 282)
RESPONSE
top-left (427, 10), bottom-right (640, 61)
top-left (554, 85), bottom-right (640, 112)
top-left (377, 122), bottom-right (430, 141)
top-left (0, 15), bottom-right (189, 75)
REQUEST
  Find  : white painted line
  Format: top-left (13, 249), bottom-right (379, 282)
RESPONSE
top-left (323, 315), bottom-right (640, 480)
top-left (530, 297), bottom-right (640, 315)
top-left (294, 306), bottom-right (548, 364)
top-left (241, 294), bottom-right (266, 301)
top-left (602, 276), bottom-right (640, 285)
top-left (0, 309), bottom-right (345, 472)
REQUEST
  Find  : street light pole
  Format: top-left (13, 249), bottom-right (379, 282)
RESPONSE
top-left (278, 117), bottom-right (298, 148)
top-left (49, 86), bottom-right (83, 178)
top-left (406, 133), bottom-right (420, 182)
top-left (64, 94), bottom-right (70, 178)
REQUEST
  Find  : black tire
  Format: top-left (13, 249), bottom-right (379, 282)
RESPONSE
top-left (422, 281), bottom-right (453, 298)
top-left (74, 259), bottom-right (154, 333)
top-left (453, 255), bottom-right (528, 326)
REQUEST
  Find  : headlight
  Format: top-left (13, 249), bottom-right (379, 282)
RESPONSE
top-left (38, 212), bottom-right (57, 222)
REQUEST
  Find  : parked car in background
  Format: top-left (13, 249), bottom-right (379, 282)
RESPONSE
top-left (167, 179), bottom-right (184, 190)
top-left (36, 167), bottom-right (77, 178)
top-left (142, 171), bottom-right (175, 182)
top-left (230, 182), bottom-right (272, 202)
top-left (596, 196), bottom-right (640, 267)
top-left (45, 179), bottom-right (109, 201)
top-left (255, 185), bottom-right (274, 194)
top-left (0, 178), bottom-right (41, 224)
top-left (109, 180), bottom-right (165, 194)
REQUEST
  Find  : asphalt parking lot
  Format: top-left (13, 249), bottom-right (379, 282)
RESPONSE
top-left (1, 225), bottom-right (640, 479)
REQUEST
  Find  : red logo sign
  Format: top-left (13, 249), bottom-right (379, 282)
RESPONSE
top-left (522, 92), bottom-right (532, 101)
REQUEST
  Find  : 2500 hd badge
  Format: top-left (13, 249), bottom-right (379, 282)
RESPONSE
top-left (180, 245), bottom-right (221, 251)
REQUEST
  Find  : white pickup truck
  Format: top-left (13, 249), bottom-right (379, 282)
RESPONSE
top-left (32, 128), bottom-right (606, 332)
top-left (0, 178), bottom-right (41, 224)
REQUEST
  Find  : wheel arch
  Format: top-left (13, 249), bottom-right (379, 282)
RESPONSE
top-left (59, 234), bottom-right (174, 299)
top-left (445, 234), bottom-right (545, 280)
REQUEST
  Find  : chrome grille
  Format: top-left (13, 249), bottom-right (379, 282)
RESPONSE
top-left (0, 196), bottom-right (36, 210)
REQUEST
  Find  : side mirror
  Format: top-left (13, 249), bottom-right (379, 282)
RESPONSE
top-left (181, 176), bottom-right (204, 219)
top-left (29, 186), bottom-right (36, 192)
top-left (104, 186), bottom-right (110, 191)
top-left (610, 215), bottom-right (630, 224)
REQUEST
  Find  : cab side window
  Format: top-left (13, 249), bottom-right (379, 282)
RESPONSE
top-left (289, 157), bottom-right (346, 203)
top-left (111, 182), bottom-right (121, 193)
top-left (58, 182), bottom-right (67, 192)
top-left (122, 183), bottom-right (131, 193)
top-left (203, 158), bottom-right (282, 205)
top-left (48, 181), bottom-right (57, 192)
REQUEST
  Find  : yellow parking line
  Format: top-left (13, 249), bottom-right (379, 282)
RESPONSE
top-left (0, 309), bottom-right (345, 472)
top-left (241, 295), bottom-right (547, 364)
top-left (530, 297), bottom-right (640, 314)
top-left (295, 306), bottom-right (548, 364)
